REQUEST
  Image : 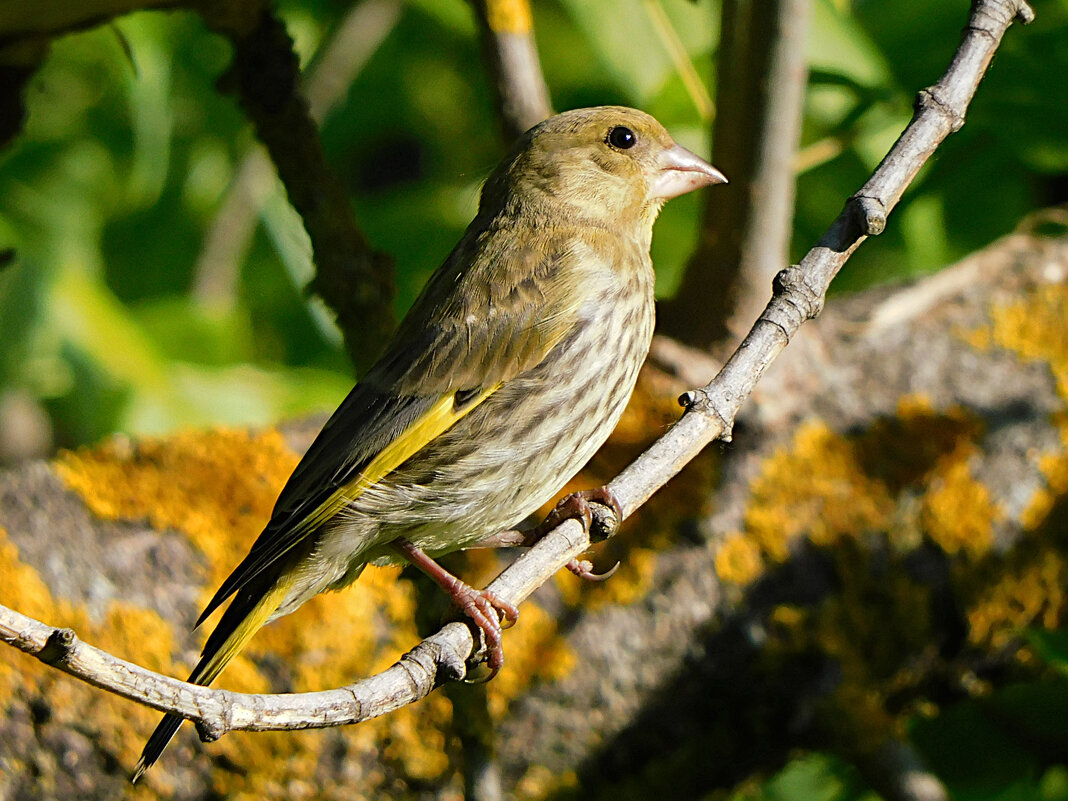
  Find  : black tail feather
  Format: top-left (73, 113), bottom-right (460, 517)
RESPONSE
top-left (131, 713), bottom-right (184, 783)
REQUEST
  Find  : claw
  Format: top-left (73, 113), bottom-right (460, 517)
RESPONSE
top-left (579, 487), bottom-right (624, 537)
top-left (567, 558), bottom-right (621, 582)
top-left (449, 584), bottom-right (518, 674)
top-left (528, 486), bottom-right (625, 583)
top-left (390, 538), bottom-right (518, 677)
top-left (537, 494), bottom-right (593, 537)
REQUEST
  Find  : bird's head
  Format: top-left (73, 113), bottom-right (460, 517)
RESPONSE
top-left (484, 106), bottom-right (727, 233)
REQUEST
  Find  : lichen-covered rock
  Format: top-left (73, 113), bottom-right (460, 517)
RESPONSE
top-left (3, 216), bottom-right (1068, 799)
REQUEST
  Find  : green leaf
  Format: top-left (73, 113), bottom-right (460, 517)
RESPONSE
top-left (911, 700), bottom-right (1040, 800)
top-left (1025, 629), bottom-right (1068, 676)
top-left (558, 0), bottom-right (714, 105)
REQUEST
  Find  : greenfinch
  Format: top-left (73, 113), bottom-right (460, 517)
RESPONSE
top-left (134, 105), bottom-right (725, 779)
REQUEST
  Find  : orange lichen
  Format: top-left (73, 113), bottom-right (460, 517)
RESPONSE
top-left (743, 421), bottom-right (896, 564)
top-left (721, 391), bottom-right (1021, 759)
top-left (0, 526), bottom-right (179, 780)
top-left (980, 283), bottom-right (1068, 398)
top-left (714, 533), bottom-right (764, 586)
top-left (967, 550), bottom-right (1068, 651)
top-left (43, 424), bottom-right (592, 794)
top-left (55, 428), bottom-right (298, 594)
top-left (971, 283), bottom-right (1068, 532)
top-left (730, 396), bottom-right (993, 579)
top-left (856, 395), bottom-right (983, 493)
top-left (957, 281), bottom-right (1068, 654)
top-left (0, 526), bottom-right (60, 628)
top-left (47, 428), bottom-right (462, 795)
top-left (921, 446), bottom-right (998, 558)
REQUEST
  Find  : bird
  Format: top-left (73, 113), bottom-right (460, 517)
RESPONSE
top-left (133, 105), bottom-right (726, 780)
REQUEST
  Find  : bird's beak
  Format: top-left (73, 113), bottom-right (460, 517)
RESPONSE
top-left (650, 143), bottom-right (728, 200)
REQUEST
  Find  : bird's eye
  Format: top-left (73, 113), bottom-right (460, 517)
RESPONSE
top-left (607, 126), bottom-right (637, 150)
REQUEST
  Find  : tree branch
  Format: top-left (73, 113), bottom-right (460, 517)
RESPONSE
top-left (470, 0), bottom-right (552, 141)
top-left (206, 7), bottom-right (397, 372)
top-left (659, 0), bottom-right (812, 347)
top-left (192, 0), bottom-right (403, 314)
top-left (0, 0), bottom-right (1034, 746)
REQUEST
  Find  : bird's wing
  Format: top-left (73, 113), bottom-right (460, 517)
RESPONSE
top-left (197, 234), bottom-right (588, 625)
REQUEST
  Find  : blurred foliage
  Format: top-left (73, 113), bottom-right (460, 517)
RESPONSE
top-left (1, 0), bottom-right (1067, 796)
top-left (725, 753), bottom-right (880, 801)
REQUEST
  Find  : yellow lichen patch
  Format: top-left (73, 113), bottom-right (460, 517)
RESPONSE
top-left (921, 445), bottom-right (999, 558)
top-left (856, 394), bottom-right (983, 493)
top-left (967, 549), bottom-right (1068, 651)
top-left (51, 429), bottom-right (465, 795)
top-left (1024, 408), bottom-right (1068, 531)
top-left (242, 563), bottom-right (457, 786)
top-left (185, 563), bottom-right (457, 793)
top-left (0, 526), bottom-right (60, 627)
top-left (729, 400), bottom-right (1009, 758)
top-left (0, 527), bottom-right (180, 782)
top-left (55, 428), bottom-right (299, 593)
top-left (488, 600), bottom-right (575, 719)
top-left (714, 533), bottom-right (764, 586)
top-left (1023, 431), bottom-right (1068, 530)
top-left (515, 765), bottom-right (579, 801)
top-left (250, 564), bottom-right (416, 690)
top-left (971, 284), bottom-right (1068, 531)
top-left (743, 421), bottom-right (895, 564)
top-left (957, 282), bottom-right (1068, 656)
top-left (979, 283), bottom-right (1068, 398)
top-left (755, 548), bottom-right (939, 761)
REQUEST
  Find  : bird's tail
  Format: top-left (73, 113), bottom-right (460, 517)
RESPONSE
top-left (131, 572), bottom-right (295, 782)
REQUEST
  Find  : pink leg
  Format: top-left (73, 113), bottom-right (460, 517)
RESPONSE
top-left (391, 538), bottom-right (518, 674)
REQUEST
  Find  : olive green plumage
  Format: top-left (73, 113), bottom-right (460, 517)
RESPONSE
top-left (134, 106), bottom-right (725, 780)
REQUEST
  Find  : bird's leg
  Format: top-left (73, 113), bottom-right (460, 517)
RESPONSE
top-left (473, 487), bottom-right (623, 581)
top-left (391, 538), bottom-right (518, 674)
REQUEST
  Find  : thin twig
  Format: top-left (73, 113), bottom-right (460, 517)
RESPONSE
top-left (641, 0), bottom-right (715, 121)
top-left (205, 7), bottom-right (396, 372)
top-left (192, 0), bottom-right (403, 313)
top-left (470, 0), bottom-right (552, 141)
top-left (659, 0), bottom-right (812, 347)
top-left (0, 0), bottom-right (1034, 743)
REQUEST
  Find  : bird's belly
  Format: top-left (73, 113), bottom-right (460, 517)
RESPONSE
top-left (353, 290), bottom-right (654, 556)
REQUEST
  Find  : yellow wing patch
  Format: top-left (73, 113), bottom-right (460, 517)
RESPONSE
top-left (299, 386), bottom-right (500, 534)
top-left (191, 571), bottom-right (296, 685)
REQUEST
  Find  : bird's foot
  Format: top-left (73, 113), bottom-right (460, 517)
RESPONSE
top-left (531, 487), bottom-right (623, 581)
top-left (447, 583), bottom-right (518, 676)
top-left (390, 538), bottom-right (518, 676)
